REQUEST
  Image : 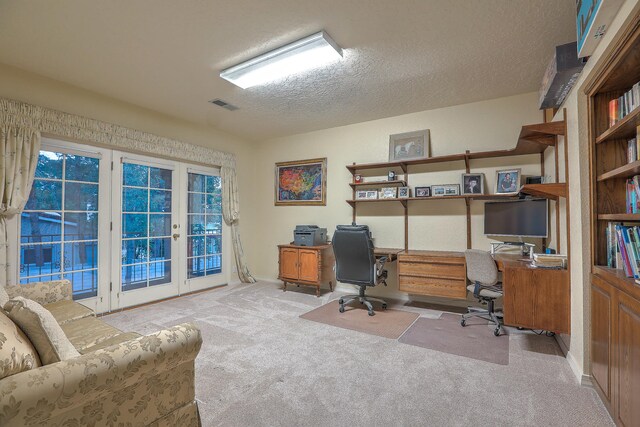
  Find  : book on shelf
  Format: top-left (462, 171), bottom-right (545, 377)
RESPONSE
top-left (626, 176), bottom-right (640, 213)
top-left (606, 223), bottom-right (640, 278)
top-left (608, 81), bottom-right (640, 128)
top-left (628, 138), bottom-right (638, 163)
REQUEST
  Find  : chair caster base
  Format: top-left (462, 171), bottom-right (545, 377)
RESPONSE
top-left (494, 327), bottom-right (501, 336)
top-left (339, 305), bottom-right (345, 313)
top-left (368, 311), bottom-right (375, 316)
top-left (460, 318), bottom-right (466, 327)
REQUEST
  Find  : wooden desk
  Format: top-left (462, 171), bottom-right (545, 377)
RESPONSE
top-left (374, 247), bottom-right (403, 262)
top-left (394, 251), bottom-right (570, 333)
top-left (493, 253), bottom-right (570, 334)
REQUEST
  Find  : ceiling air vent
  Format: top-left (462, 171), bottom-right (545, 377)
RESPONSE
top-left (209, 98), bottom-right (239, 111)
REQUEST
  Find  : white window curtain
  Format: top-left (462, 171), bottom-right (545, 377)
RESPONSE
top-left (221, 166), bottom-right (256, 283)
top-left (0, 125), bottom-right (41, 285)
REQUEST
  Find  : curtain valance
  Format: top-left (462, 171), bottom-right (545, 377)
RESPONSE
top-left (0, 98), bottom-right (236, 169)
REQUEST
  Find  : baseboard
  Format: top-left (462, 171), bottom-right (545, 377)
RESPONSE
top-left (565, 350), bottom-right (592, 387)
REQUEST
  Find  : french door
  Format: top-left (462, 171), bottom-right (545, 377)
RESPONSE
top-left (15, 138), bottom-right (229, 313)
top-left (111, 152), bottom-right (180, 309)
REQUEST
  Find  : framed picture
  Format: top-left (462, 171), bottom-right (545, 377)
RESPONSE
top-left (461, 173), bottom-right (484, 195)
top-left (495, 169), bottom-right (521, 194)
top-left (432, 184), bottom-right (460, 197)
top-left (365, 190), bottom-right (378, 199)
top-left (415, 186), bottom-right (431, 197)
top-left (388, 129), bottom-right (430, 162)
top-left (379, 187), bottom-right (398, 199)
top-left (355, 190), bottom-right (368, 199)
top-left (275, 158), bottom-right (327, 205)
top-left (398, 186), bottom-right (410, 198)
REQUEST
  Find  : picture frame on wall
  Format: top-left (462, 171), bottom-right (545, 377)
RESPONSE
top-left (432, 184), bottom-right (460, 197)
top-left (388, 129), bottom-right (430, 162)
top-left (379, 187), bottom-right (398, 199)
top-left (495, 169), bottom-right (521, 194)
top-left (415, 186), bottom-right (431, 197)
top-left (461, 173), bottom-right (484, 195)
top-left (275, 158), bottom-right (327, 205)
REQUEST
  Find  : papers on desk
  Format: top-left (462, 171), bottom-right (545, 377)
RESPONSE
top-left (532, 253), bottom-right (567, 269)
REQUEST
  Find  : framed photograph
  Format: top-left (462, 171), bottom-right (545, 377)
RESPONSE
top-left (275, 158), bottom-right (327, 206)
top-left (415, 186), bottom-right (431, 197)
top-left (379, 187), bottom-right (398, 199)
top-left (495, 169), bottom-right (521, 194)
top-left (355, 190), bottom-right (368, 199)
top-left (461, 173), bottom-right (484, 195)
top-left (388, 129), bottom-right (430, 162)
top-left (365, 190), bottom-right (378, 199)
top-left (398, 186), bottom-right (410, 198)
top-left (432, 184), bottom-right (460, 197)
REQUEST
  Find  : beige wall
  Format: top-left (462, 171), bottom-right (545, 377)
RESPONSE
top-left (248, 92), bottom-right (553, 303)
top-left (0, 63), bottom-right (258, 283)
top-left (552, 0), bottom-right (640, 383)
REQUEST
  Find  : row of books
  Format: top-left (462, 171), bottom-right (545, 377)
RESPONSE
top-left (626, 176), bottom-right (640, 214)
top-left (606, 223), bottom-right (640, 278)
top-left (609, 81), bottom-right (640, 127)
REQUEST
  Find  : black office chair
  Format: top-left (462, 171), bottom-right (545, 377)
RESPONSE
top-left (332, 225), bottom-right (388, 316)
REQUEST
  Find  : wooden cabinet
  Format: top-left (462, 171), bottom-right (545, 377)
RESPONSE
top-left (397, 251), bottom-right (467, 299)
top-left (591, 270), bottom-right (640, 426)
top-left (277, 244), bottom-right (334, 297)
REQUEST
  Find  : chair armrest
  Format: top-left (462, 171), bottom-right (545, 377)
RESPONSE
top-left (5, 279), bottom-right (72, 305)
top-left (0, 322), bottom-right (202, 426)
top-left (376, 256), bottom-right (388, 272)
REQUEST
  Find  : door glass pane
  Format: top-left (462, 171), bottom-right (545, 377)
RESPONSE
top-left (20, 150), bottom-right (100, 300)
top-left (187, 172), bottom-right (222, 278)
top-left (122, 162), bottom-right (172, 292)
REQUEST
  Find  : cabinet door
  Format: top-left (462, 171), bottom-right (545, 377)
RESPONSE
top-left (298, 249), bottom-right (319, 283)
top-left (591, 276), bottom-right (613, 405)
top-left (617, 291), bottom-right (640, 426)
top-left (279, 248), bottom-right (299, 280)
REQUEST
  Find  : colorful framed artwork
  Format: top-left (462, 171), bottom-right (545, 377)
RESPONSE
top-left (275, 158), bottom-right (327, 206)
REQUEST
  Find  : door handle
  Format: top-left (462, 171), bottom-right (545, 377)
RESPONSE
top-left (172, 233), bottom-right (180, 240)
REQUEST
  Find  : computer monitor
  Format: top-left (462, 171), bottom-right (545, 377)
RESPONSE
top-left (484, 199), bottom-right (548, 238)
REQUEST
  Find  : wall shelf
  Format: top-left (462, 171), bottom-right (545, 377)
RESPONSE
top-left (349, 180), bottom-right (407, 188)
top-left (519, 183), bottom-right (567, 201)
top-left (346, 117), bottom-right (567, 252)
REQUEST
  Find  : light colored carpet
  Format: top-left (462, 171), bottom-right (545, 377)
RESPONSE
top-left (102, 281), bottom-right (613, 427)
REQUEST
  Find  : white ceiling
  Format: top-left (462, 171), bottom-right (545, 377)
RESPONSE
top-left (0, 0), bottom-right (576, 141)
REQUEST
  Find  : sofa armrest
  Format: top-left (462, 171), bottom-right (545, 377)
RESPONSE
top-left (0, 322), bottom-right (202, 426)
top-left (5, 279), bottom-right (72, 305)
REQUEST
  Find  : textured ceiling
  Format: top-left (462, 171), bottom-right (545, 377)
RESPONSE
top-left (0, 0), bottom-right (576, 141)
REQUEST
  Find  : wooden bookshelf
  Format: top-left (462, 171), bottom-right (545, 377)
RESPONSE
top-left (346, 118), bottom-right (567, 251)
top-left (586, 11), bottom-right (640, 425)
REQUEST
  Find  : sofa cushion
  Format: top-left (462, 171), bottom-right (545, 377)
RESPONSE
top-left (79, 332), bottom-right (142, 354)
top-left (61, 316), bottom-right (123, 352)
top-left (0, 308), bottom-right (41, 379)
top-left (0, 286), bottom-right (8, 307)
top-left (44, 300), bottom-right (95, 325)
top-left (4, 297), bottom-right (79, 364)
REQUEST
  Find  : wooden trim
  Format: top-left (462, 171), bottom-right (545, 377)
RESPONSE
top-left (98, 284), bottom-right (227, 317)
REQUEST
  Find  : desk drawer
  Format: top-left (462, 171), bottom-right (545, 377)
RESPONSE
top-left (398, 259), bottom-right (466, 280)
top-left (398, 275), bottom-right (467, 299)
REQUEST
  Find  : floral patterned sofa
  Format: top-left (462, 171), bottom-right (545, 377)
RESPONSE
top-left (0, 280), bottom-right (202, 426)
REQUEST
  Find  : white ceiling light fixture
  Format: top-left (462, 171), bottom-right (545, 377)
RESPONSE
top-left (220, 31), bottom-right (343, 89)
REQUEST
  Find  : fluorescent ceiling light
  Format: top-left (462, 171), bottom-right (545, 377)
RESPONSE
top-left (220, 31), bottom-right (343, 89)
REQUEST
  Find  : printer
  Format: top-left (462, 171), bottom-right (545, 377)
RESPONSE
top-left (294, 225), bottom-right (327, 246)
